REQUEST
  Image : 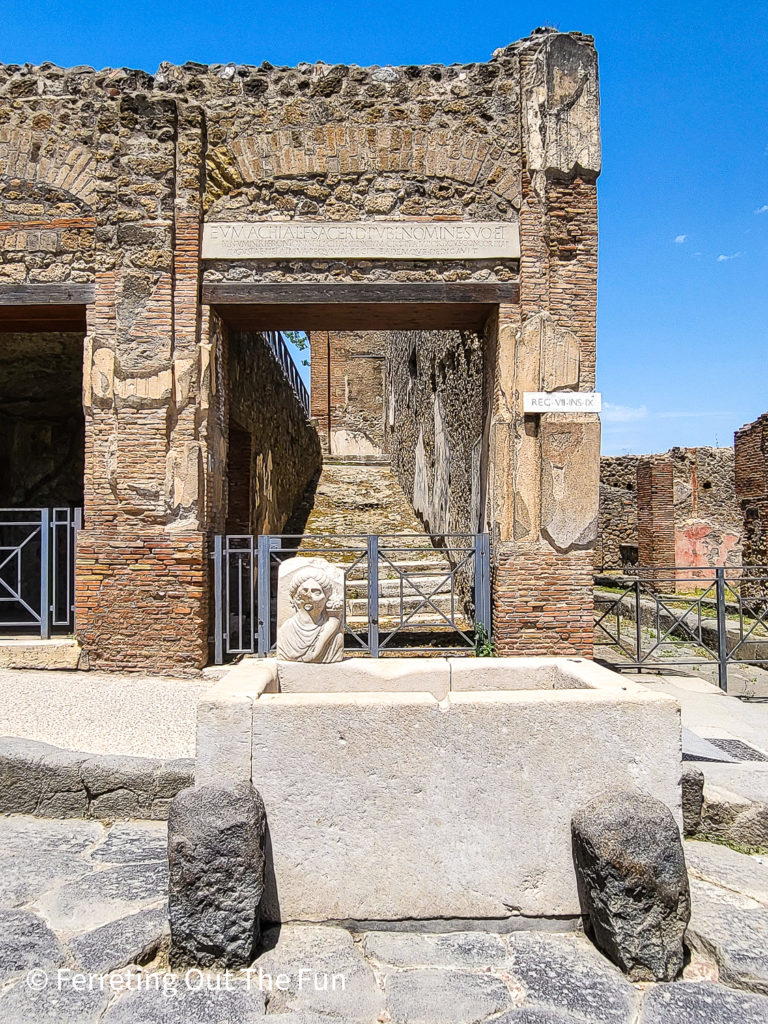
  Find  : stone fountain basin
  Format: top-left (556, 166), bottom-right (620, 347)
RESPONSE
top-left (196, 657), bottom-right (682, 925)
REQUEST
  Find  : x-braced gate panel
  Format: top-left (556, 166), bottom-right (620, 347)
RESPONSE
top-left (212, 532), bottom-right (491, 664)
top-left (594, 565), bottom-right (768, 692)
top-left (0, 508), bottom-right (81, 637)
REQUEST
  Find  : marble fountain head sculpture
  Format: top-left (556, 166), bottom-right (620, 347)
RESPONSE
top-left (276, 560), bottom-right (344, 663)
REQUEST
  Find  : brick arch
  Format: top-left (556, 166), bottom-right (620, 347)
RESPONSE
top-left (222, 125), bottom-right (520, 205)
top-left (0, 130), bottom-right (97, 207)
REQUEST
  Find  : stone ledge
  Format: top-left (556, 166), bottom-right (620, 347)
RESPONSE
top-left (0, 735), bottom-right (193, 821)
top-left (0, 638), bottom-right (84, 671)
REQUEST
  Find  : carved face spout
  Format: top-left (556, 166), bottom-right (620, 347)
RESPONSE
top-left (296, 580), bottom-right (326, 619)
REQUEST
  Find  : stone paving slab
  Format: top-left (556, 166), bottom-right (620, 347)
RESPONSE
top-left (100, 983), bottom-right (266, 1023)
top-left (3, 816), bottom-right (768, 1023)
top-left (639, 980), bottom-right (768, 1023)
top-left (505, 932), bottom-right (637, 1024)
top-left (0, 980), bottom-right (111, 1024)
top-left (0, 909), bottom-right (67, 982)
top-left (256, 925), bottom-right (384, 1018)
top-left (68, 906), bottom-right (168, 973)
top-left (687, 895), bottom-right (768, 994)
top-left (32, 860), bottom-right (168, 936)
top-left (383, 967), bottom-right (515, 1023)
top-left (684, 837), bottom-right (768, 994)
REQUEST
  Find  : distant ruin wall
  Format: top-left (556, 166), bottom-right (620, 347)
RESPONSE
top-left (227, 329), bottom-right (321, 535)
top-left (598, 447), bottom-right (741, 572)
top-left (735, 413), bottom-right (768, 568)
top-left (384, 329), bottom-right (484, 538)
top-left (310, 331), bottom-right (385, 456)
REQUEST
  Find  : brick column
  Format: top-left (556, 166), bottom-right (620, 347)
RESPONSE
top-left (76, 98), bottom-right (210, 673)
top-left (488, 32), bottom-right (601, 657)
top-left (636, 458), bottom-right (676, 589)
top-left (309, 331), bottom-right (331, 452)
top-left (735, 414), bottom-right (768, 602)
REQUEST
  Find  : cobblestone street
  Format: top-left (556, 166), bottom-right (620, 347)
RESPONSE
top-left (0, 815), bottom-right (766, 1023)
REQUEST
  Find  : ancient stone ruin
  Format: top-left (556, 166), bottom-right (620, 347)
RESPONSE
top-left (0, 28), bottom-right (601, 671)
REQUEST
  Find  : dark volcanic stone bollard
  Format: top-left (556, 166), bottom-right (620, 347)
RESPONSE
top-left (168, 782), bottom-right (266, 968)
top-left (571, 787), bottom-right (690, 982)
top-left (681, 765), bottom-right (705, 837)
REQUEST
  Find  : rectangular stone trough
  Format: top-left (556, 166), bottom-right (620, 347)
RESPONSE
top-left (196, 657), bottom-right (682, 926)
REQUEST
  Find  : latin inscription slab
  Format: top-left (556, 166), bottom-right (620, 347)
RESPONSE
top-left (202, 220), bottom-right (520, 261)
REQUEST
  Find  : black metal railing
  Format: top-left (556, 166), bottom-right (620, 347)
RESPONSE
top-left (594, 566), bottom-right (768, 691)
top-left (263, 331), bottom-right (310, 416)
top-left (211, 532), bottom-right (491, 663)
top-left (0, 507), bottom-right (81, 637)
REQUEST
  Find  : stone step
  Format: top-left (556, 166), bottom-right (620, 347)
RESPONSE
top-left (346, 616), bottom-right (473, 631)
top-left (347, 594), bottom-right (458, 618)
top-left (0, 637), bottom-right (82, 670)
top-left (345, 574), bottom-right (455, 599)
top-left (345, 559), bottom-right (455, 577)
top-left (322, 455), bottom-right (392, 465)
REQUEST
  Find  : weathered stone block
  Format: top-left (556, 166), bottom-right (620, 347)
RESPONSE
top-left (682, 765), bottom-right (704, 837)
top-left (168, 782), bottom-right (266, 968)
top-left (571, 787), bottom-right (690, 981)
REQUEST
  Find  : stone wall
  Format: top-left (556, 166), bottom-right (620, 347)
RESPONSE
top-left (1, 28), bottom-right (600, 667)
top-left (226, 328), bottom-right (322, 535)
top-left (598, 448), bottom-right (741, 572)
top-left (310, 331), bottom-right (385, 456)
top-left (735, 413), bottom-right (768, 568)
top-left (0, 332), bottom-right (84, 506)
top-left (384, 329), bottom-right (484, 539)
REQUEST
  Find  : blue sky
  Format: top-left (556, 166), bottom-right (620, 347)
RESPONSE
top-left (3, 0), bottom-right (766, 455)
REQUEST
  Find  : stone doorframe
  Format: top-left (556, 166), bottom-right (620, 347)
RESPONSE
top-left (205, 282), bottom-right (600, 659)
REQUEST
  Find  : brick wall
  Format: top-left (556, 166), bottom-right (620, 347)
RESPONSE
top-left (735, 412), bottom-right (768, 568)
top-left (636, 459), bottom-right (676, 585)
top-left (75, 530), bottom-right (207, 673)
top-left (493, 548), bottom-right (595, 656)
top-left (310, 331), bottom-right (385, 456)
top-left (487, 31), bottom-right (601, 657)
top-left (226, 328), bottom-right (322, 535)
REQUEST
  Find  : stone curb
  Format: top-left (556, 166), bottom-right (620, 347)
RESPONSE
top-left (698, 781), bottom-right (768, 849)
top-left (0, 735), bottom-right (193, 821)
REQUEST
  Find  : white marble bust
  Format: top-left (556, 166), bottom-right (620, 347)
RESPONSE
top-left (276, 563), bottom-right (344, 663)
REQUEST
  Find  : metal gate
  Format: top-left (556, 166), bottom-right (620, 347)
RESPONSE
top-left (594, 566), bottom-right (768, 691)
top-left (212, 532), bottom-right (491, 663)
top-left (0, 508), bottom-right (81, 637)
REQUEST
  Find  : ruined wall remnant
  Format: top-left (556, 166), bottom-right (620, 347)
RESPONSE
top-left (636, 459), bottom-right (676, 582)
top-left (0, 333), bottom-right (84, 507)
top-left (310, 332), bottom-right (385, 456)
top-left (227, 329), bottom-right (322, 535)
top-left (735, 412), bottom-right (768, 569)
top-left (598, 448), bottom-right (741, 573)
top-left (384, 329), bottom-right (484, 539)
